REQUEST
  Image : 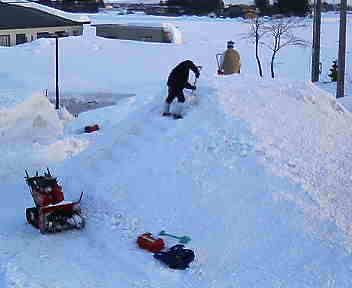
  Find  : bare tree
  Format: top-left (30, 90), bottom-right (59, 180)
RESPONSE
top-left (244, 18), bottom-right (308, 78)
top-left (243, 15), bottom-right (268, 77)
top-left (263, 19), bottom-right (307, 78)
top-left (251, 16), bottom-right (268, 77)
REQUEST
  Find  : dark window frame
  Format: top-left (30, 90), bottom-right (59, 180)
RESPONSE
top-left (37, 32), bottom-right (50, 39)
top-left (16, 33), bottom-right (27, 45)
top-left (0, 34), bottom-right (11, 47)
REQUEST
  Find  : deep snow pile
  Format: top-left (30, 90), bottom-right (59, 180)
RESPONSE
top-left (217, 76), bottom-right (352, 250)
top-left (162, 23), bottom-right (183, 44)
top-left (1, 75), bottom-right (352, 287)
top-left (0, 93), bottom-right (64, 143)
top-left (0, 12), bottom-right (352, 288)
top-left (0, 93), bottom-right (88, 181)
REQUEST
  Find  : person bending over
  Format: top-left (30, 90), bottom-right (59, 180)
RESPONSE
top-left (162, 60), bottom-right (200, 119)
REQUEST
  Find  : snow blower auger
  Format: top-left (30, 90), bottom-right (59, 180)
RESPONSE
top-left (25, 168), bottom-right (85, 234)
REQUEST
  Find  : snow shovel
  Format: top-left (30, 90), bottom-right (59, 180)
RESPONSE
top-left (191, 78), bottom-right (197, 96)
top-left (158, 230), bottom-right (191, 244)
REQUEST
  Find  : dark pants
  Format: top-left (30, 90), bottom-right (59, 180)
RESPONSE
top-left (165, 86), bottom-right (185, 104)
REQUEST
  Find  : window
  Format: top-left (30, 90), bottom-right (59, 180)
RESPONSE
top-left (37, 32), bottom-right (50, 39)
top-left (55, 31), bottom-right (68, 37)
top-left (16, 34), bottom-right (26, 45)
top-left (0, 35), bottom-right (10, 47)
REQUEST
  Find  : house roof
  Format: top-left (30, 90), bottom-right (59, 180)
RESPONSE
top-left (0, 2), bottom-right (87, 30)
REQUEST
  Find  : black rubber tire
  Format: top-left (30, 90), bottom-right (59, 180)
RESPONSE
top-left (26, 207), bottom-right (39, 228)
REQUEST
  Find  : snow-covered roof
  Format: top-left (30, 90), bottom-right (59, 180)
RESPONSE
top-left (94, 21), bottom-right (175, 29)
top-left (0, 0), bottom-right (90, 28)
top-left (94, 22), bottom-right (164, 28)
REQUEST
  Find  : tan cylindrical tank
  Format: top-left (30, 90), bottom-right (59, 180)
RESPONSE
top-left (221, 41), bottom-right (241, 75)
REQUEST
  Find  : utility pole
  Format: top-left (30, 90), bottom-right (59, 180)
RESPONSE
top-left (337, 0), bottom-right (347, 98)
top-left (311, 0), bottom-right (321, 82)
top-left (55, 36), bottom-right (60, 109)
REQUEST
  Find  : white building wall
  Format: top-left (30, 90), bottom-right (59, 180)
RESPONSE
top-left (0, 25), bottom-right (83, 46)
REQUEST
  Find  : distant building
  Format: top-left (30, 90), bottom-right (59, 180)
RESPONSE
top-left (38, 0), bottom-right (104, 13)
top-left (94, 23), bottom-right (182, 44)
top-left (222, 4), bottom-right (256, 18)
top-left (165, 0), bottom-right (224, 14)
top-left (0, 2), bottom-right (89, 47)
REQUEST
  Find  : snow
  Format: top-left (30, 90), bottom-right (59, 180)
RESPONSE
top-left (338, 95), bottom-right (352, 112)
top-left (163, 23), bottom-right (183, 44)
top-left (218, 76), bottom-right (352, 250)
top-left (0, 11), bottom-right (352, 288)
top-left (0, 93), bottom-right (88, 181)
top-left (0, 93), bottom-right (64, 144)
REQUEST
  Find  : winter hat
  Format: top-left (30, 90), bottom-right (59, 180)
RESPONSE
top-left (227, 40), bottom-right (234, 49)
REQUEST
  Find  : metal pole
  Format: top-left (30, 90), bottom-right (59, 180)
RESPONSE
top-left (337, 0), bottom-right (347, 98)
top-left (55, 36), bottom-right (60, 109)
top-left (311, 0), bottom-right (321, 82)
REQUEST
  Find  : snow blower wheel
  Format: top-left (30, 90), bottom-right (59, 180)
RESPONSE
top-left (26, 207), bottom-right (39, 228)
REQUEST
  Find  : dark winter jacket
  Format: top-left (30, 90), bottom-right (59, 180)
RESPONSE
top-left (167, 60), bottom-right (200, 90)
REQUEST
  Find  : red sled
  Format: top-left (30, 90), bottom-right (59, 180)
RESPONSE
top-left (84, 124), bottom-right (100, 133)
top-left (137, 233), bottom-right (165, 253)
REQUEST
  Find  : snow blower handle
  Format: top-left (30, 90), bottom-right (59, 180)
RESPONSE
top-left (216, 53), bottom-right (224, 75)
top-left (77, 191), bottom-right (84, 203)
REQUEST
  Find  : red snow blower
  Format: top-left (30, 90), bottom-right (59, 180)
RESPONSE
top-left (25, 168), bottom-right (85, 234)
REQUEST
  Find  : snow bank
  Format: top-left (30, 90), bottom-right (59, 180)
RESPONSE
top-left (217, 76), bottom-right (352, 250)
top-left (338, 96), bottom-right (352, 113)
top-left (34, 137), bottom-right (89, 163)
top-left (163, 23), bottom-right (183, 44)
top-left (0, 93), bottom-right (88, 181)
top-left (0, 93), bottom-right (64, 144)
